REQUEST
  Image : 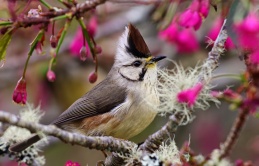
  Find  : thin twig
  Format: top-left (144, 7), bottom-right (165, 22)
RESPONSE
top-left (0, 110), bottom-right (136, 154)
top-left (219, 108), bottom-right (250, 159)
top-left (199, 19), bottom-right (228, 82)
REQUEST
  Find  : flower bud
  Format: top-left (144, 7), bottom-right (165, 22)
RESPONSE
top-left (79, 46), bottom-right (88, 61)
top-left (35, 42), bottom-right (43, 55)
top-left (47, 70), bottom-right (56, 82)
top-left (94, 45), bottom-right (102, 54)
top-left (50, 35), bottom-right (58, 48)
top-left (13, 77), bottom-right (27, 105)
top-left (88, 71), bottom-right (97, 83)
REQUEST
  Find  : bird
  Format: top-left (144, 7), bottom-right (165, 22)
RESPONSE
top-left (9, 24), bottom-right (166, 152)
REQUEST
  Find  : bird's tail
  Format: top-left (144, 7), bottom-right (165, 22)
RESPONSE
top-left (9, 134), bottom-right (41, 152)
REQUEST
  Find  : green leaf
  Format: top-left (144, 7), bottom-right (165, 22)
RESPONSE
top-left (0, 30), bottom-right (12, 63)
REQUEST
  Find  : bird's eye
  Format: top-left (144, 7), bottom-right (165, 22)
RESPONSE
top-left (132, 60), bottom-right (142, 67)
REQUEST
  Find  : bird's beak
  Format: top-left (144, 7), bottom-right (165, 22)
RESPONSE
top-left (146, 55), bottom-right (166, 68)
top-left (150, 55), bottom-right (166, 63)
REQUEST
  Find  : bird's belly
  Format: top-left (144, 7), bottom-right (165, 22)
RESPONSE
top-left (107, 104), bottom-right (157, 139)
top-left (77, 100), bottom-right (157, 139)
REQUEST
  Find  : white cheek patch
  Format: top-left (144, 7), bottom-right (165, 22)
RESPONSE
top-left (119, 66), bottom-right (142, 81)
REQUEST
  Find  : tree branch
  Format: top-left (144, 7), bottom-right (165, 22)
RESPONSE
top-left (219, 108), bottom-right (250, 159)
top-left (139, 114), bottom-right (182, 153)
top-left (0, 110), bottom-right (136, 154)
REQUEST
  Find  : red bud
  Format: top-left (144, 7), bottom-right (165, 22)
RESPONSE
top-left (95, 45), bottom-right (102, 54)
top-left (47, 70), bottom-right (56, 82)
top-left (80, 46), bottom-right (88, 61)
top-left (88, 71), bottom-right (97, 83)
top-left (13, 77), bottom-right (27, 105)
top-left (50, 35), bottom-right (58, 48)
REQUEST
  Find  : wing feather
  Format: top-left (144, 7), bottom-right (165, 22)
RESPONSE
top-left (52, 78), bottom-right (126, 126)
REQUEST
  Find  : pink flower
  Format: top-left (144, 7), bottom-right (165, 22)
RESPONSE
top-left (88, 71), bottom-right (98, 83)
top-left (179, 9), bottom-right (202, 30)
top-left (65, 160), bottom-right (80, 166)
top-left (47, 70), bottom-right (56, 82)
top-left (159, 22), bottom-right (199, 53)
top-left (87, 16), bottom-right (97, 37)
top-left (159, 23), bottom-right (178, 42)
top-left (199, 0), bottom-right (210, 18)
top-left (175, 28), bottom-right (199, 53)
top-left (178, 0), bottom-right (210, 30)
top-left (69, 17), bottom-right (97, 57)
top-left (207, 17), bottom-right (234, 49)
top-left (249, 50), bottom-right (259, 64)
top-left (69, 29), bottom-right (90, 57)
top-left (177, 82), bottom-right (203, 107)
top-left (13, 77), bottom-right (27, 105)
top-left (236, 13), bottom-right (259, 51)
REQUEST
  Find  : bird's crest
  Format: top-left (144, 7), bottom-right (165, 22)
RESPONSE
top-left (126, 24), bottom-right (151, 58)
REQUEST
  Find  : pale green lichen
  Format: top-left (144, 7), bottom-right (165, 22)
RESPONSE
top-left (155, 61), bottom-right (220, 124)
top-left (0, 103), bottom-right (47, 166)
top-left (155, 140), bottom-right (181, 165)
top-left (204, 149), bottom-right (233, 166)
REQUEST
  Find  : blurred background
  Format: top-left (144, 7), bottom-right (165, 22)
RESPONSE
top-left (0, 0), bottom-right (259, 165)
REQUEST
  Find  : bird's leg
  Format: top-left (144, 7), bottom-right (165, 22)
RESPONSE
top-left (101, 150), bottom-right (108, 158)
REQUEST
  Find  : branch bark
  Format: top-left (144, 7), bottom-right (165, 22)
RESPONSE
top-left (0, 110), bottom-right (136, 154)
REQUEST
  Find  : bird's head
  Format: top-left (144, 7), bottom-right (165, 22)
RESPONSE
top-left (113, 24), bottom-right (166, 82)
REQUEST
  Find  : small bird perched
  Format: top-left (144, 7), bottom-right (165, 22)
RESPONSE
top-left (10, 24), bottom-right (166, 152)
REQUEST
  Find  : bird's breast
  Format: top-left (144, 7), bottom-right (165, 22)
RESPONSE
top-left (77, 85), bottom-right (159, 139)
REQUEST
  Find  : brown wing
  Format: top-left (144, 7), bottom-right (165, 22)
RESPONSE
top-left (52, 77), bottom-right (126, 126)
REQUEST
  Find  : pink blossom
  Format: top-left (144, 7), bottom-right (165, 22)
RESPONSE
top-left (159, 22), bottom-right (199, 53)
top-left (175, 28), bottom-right (199, 53)
top-left (179, 0), bottom-right (210, 30)
top-left (207, 17), bottom-right (234, 49)
top-left (159, 23), bottom-right (178, 42)
top-left (88, 71), bottom-right (98, 83)
top-left (13, 77), bottom-right (27, 105)
top-left (87, 16), bottom-right (97, 37)
top-left (199, 0), bottom-right (210, 18)
top-left (177, 82), bottom-right (203, 107)
top-left (236, 13), bottom-right (259, 50)
top-left (249, 50), bottom-right (259, 64)
top-left (47, 70), bottom-right (56, 82)
top-left (69, 29), bottom-right (90, 57)
top-left (65, 160), bottom-right (80, 166)
top-left (69, 17), bottom-right (97, 57)
top-left (179, 9), bottom-right (202, 30)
